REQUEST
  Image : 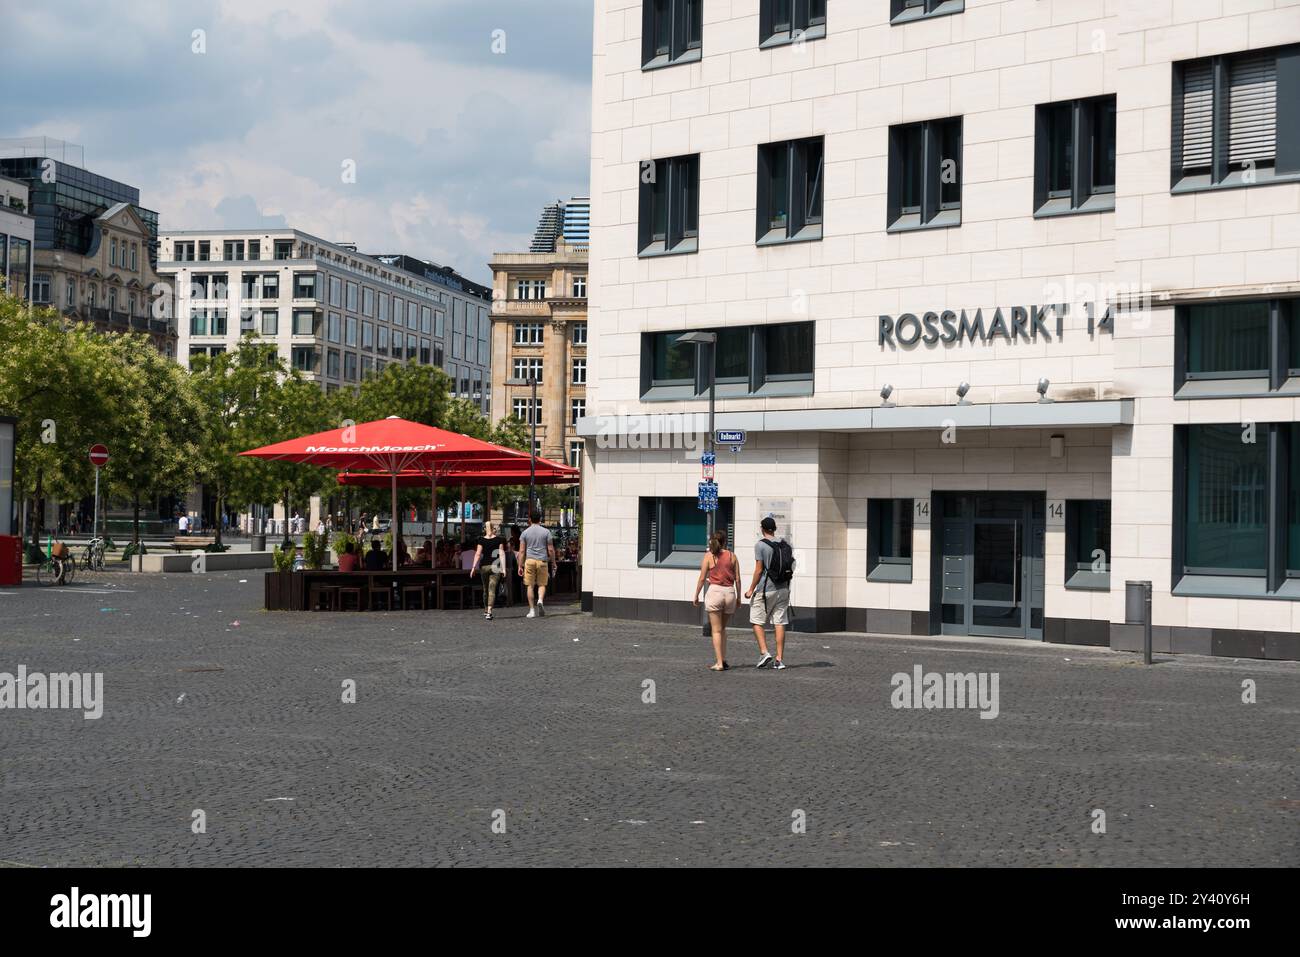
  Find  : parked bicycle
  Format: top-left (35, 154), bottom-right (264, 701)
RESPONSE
top-left (81, 537), bottom-right (106, 572)
top-left (36, 540), bottom-right (74, 586)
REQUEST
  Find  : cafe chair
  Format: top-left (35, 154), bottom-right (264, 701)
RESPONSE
top-left (368, 585), bottom-right (392, 611)
top-left (338, 586), bottom-right (364, 611)
top-left (309, 584), bottom-right (340, 612)
top-left (439, 575), bottom-right (472, 610)
top-left (401, 585), bottom-right (425, 611)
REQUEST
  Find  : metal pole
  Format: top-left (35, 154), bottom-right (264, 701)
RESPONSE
top-left (705, 344), bottom-right (716, 543)
top-left (459, 482), bottom-right (467, 545)
top-left (390, 474), bottom-right (399, 572)
top-left (529, 375), bottom-right (537, 517)
top-left (1143, 581), bottom-right (1153, 665)
top-left (92, 466), bottom-right (100, 542)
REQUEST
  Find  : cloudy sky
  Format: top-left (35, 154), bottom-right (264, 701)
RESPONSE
top-left (0, 0), bottom-right (593, 284)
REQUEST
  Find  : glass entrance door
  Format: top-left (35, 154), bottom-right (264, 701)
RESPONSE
top-left (970, 517), bottom-right (1023, 637)
top-left (937, 493), bottom-right (1044, 640)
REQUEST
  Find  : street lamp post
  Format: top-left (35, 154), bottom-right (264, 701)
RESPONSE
top-left (677, 331), bottom-right (718, 540)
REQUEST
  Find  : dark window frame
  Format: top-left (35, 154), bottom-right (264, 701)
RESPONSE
top-left (1064, 500), bottom-right (1111, 590)
top-left (638, 154), bottom-right (700, 257)
top-left (640, 321), bottom-right (815, 399)
top-left (756, 136), bottom-right (825, 245)
top-left (641, 0), bottom-right (703, 71)
top-left (1174, 297), bottom-right (1296, 395)
top-left (1034, 95), bottom-right (1117, 217)
top-left (867, 498), bottom-right (914, 583)
top-left (759, 0), bottom-right (826, 48)
top-left (890, 0), bottom-right (964, 25)
top-left (638, 496), bottom-right (735, 568)
top-left (887, 116), bottom-right (963, 232)
top-left (1173, 423), bottom-right (1298, 596)
top-left (1172, 43), bottom-right (1300, 193)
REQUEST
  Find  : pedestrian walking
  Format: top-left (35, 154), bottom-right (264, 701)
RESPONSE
top-left (694, 529), bottom-right (741, 672)
top-left (517, 510), bottom-right (556, 619)
top-left (469, 521), bottom-right (508, 620)
top-left (744, 515), bottom-right (795, 670)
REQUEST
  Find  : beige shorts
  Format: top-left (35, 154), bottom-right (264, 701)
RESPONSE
top-left (523, 558), bottom-right (549, 587)
top-left (749, 587), bottom-right (790, 627)
top-left (704, 588), bottom-right (738, 615)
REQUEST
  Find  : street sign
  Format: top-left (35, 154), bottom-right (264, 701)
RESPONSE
top-left (715, 429), bottom-right (746, 446)
top-left (88, 444), bottom-right (109, 468)
top-left (702, 465), bottom-right (715, 480)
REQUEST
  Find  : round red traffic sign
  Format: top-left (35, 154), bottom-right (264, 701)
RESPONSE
top-left (89, 444), bottom-right (110, 468)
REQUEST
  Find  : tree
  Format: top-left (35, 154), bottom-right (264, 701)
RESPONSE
top-left (351, 361), bottom-right (451, 426)
top-left (188, 339), bottom-right (287, 547)
top-left (102, 333), bottom-right (204, 549)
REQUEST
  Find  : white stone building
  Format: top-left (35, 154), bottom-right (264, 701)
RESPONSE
top-left (158, 229), bottom-right (492, 412)
top-left (579, 0), bottom-right (1300, 660)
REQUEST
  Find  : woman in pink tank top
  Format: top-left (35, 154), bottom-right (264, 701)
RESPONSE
top-left (694, 530), bottom-right (741, 671)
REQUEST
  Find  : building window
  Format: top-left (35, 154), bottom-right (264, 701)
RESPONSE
top-left (329, 276), bottom-right (342, 307)
top-left (31, 274), bottom-right (50, 304)
top-left (867, 499), bottom-right (914, 582)
top-left (1065, 501), bottom-right (1111, 590)
top-left (345, 316), bottom-right (358, 347)
top-left (261, 309), bottom-right (278, 336)
top-left (890, 0), bottom-right (964, 24)
top-left (345, 281), bottom-right (358, 312)
top-left (362, 320), bottom-right (374, 350)
top-left (223, 240), bottom-right (244, 261)
top-left (420, 338), bottom-right (432, 364)
top-left (638, 496), bottom-right (734, 568)
top-left (638, 154), bottom-right (699, 257)
top-left (130, 244), bottom-right (138, 271)
top-left (512, 398), bottom-right (542, 425)
top-left (513, 357), bottom-right (544, 381)
top-left (757, 137), bottom-right (824, 244)
top-left (378, 325), bottom-right (389, 354)
top-left (362, 287), bottom-right (374, 317)
top-left (642, 321), bottom-right (814, 398)
top-left (198, 241), bottom-right (210, 262)
top-left (571, 398), bottom-right (586, 426)
top-left (1176, 298), bottom-right (1297, 394)
top-left (65, 278), bottom-right (75, 307)
top-left (569, 440), bottom-right (584, 469)
top-left (888, 117), bottom-right (962, 231)
top-left (514, 321), bottom-right (544, 345)
top-left (378, 293), bottom-right (389, 322)
top-left (175, 241), bottom-right (195, 262)
top-left (760, 0), bottom-right (826, 47)
top-left (572, 357), bottom-right (587, 384)
top-left (421, 306), bottom-right (432, 334)
top-left (291, 347), bottom-right (316, 372)
top-left (1179, 424), bottom-right (1269, 579)
top-left (1034, 95), bottom-right (1116, 216)
top-left (344, 352), bottom-right (358, 381)
top-left (326, 350), bottom-right (341, 378)
top-left (109, 238), bottom-right (117, 267)
top-left (292, 309), bottom-right (316, 336)
top-left (262, 274), bottom-right (279, 298)
top-left (572, 321), bottom-right (588, 345)
top-left (642, 0), bottom-right (702, 70)
top-left (572, 276), bottom-right (587, 298)
top-left (247, 240), bottom-right (260, 261)
top-left (1174, 44), bottom-right (1300, 191)
top-left (515, 279), bottom-right (546, 300)
top-left (327, 312), bottom-right (341, 343)
top-left (293, 272), bottom-right (316, 299)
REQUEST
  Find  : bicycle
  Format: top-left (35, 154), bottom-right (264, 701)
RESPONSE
top-left (35, 542), bottom-right (73, 586)
top-left (81, 537), bottom-right (106, 572)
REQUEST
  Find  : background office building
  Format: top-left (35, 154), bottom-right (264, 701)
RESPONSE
top-left (579, 0), bottom-right (1300, 660)
top-left (490, 200), bottom-right (590, 470)
top-left (0, 140), bottom-right (173, 354)
top-left (159, 230), bottom-right (491, 412)
top-left (0, 176), bottom-right (34, 302)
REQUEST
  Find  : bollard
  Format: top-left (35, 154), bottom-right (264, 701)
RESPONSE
top-left (1125, 580), bottom-right (1153, 664)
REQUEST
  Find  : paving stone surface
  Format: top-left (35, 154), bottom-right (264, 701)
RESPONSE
top-left (0, 572), bottom-right (1295, 866)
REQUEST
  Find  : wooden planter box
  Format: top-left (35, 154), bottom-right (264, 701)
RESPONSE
top-left (264, 570), bottom-right (307, 611)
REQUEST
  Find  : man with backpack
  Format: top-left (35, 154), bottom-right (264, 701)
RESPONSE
top-left (745, 515), bottom-right (793, 670)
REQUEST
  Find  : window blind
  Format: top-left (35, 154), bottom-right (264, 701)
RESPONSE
top-left (1227, 53), bottom-right (1277, 166)
top-left (1180, 60), bottom-right (1214, 172)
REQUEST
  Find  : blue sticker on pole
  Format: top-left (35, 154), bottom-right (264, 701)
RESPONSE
top-left (701, 451), bottom-right (716, 466)
top-left (697, 480), bottom-right (719, 512)
top-left (715, 430), bottom-right (746, 446)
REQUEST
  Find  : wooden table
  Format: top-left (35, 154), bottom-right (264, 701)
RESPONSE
top-left (299, 568), bottom-right (473, 611)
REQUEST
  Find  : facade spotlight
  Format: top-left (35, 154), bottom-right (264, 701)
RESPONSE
top-left (955, 381), bottom-right (971, 405)
top-left (1037, 377), bottom-right (1052, 403)
top-left (880, 383), bottom-right (894, 407)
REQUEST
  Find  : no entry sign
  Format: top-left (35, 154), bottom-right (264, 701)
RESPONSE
top-left (89, 444), bottom-right (110, 468)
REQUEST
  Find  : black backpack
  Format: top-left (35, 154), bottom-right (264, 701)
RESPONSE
top-left (762, 539), bottom-right (795, 588)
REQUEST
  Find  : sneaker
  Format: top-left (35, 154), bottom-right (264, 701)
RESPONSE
top-left (773, 659), bottom-right (787, 670)
top-left (484, 611), bottom-right (493, 621)
top-left (756, 653), bottom-right (774, 669)
top-left (537, 602), bottom-right (545, 617)
top-left (526, 608), bottom-right (536, 619)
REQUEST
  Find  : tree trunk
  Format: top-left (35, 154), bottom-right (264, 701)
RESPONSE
top-left (32, 469), bottom-right (44, 546)
top-left (132, 492), bottom-right (141, 548)
top-left (283, 487), bottom-right (292, 547)
top-left (215, 489), bottom-right (224, 547)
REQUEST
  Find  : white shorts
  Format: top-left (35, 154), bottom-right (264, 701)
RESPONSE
top-left (749, 587), bottom-right (790, 627)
